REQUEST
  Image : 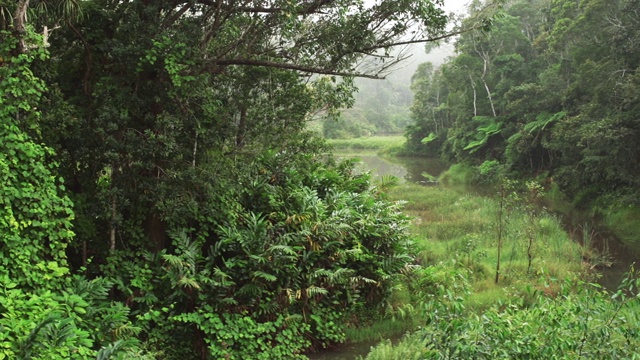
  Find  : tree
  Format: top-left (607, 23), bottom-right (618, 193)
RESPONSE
top-left (407, 0), bottom-right (640, 204)
top-left (10, 0), bottom-right (507, 356)
top-left (405, 61), bottom-right (450, 154)
top-left (33, 0), bottom-right (509, 268)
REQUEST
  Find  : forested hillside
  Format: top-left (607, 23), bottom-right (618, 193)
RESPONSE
top-left (0, 0), bottom-right (511, 358)
top-left (407, 0), bottom-right (640, 207)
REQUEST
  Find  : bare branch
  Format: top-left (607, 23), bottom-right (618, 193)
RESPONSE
top-left (355, 25), bottom-right (486, 54)
top-left (215, 58), bottom-right (385, 79)
top-left (195, 0), bottom-right (335, 15)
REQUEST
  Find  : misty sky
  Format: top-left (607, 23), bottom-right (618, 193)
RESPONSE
top-left (443, 0), bottom-right (470, 15)
top-left (350, 0), bottom-right (471, 108)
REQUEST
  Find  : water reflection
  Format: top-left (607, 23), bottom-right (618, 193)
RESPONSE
top-left (337, 152), bottom-right (449, 185)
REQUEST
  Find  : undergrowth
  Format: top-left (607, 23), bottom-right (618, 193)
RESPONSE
top-left (343, 179), bottom-right (588, 350)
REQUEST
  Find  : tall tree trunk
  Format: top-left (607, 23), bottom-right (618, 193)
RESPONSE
top-left (469, 74), bottom-right (477, 117)
top-left (480, 53), bottom-right (497, 117)
top-left (14, 0), bottom-right (30, 54)
top-left (235, 107), bottom-right (247, 149)
top-left (110, 196), bottom-right (117, 252)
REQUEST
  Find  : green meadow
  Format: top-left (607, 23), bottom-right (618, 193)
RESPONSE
top-left (351, 178), bottom-right (640, 359)
top-left (327, 135), bottom-right (406, 153)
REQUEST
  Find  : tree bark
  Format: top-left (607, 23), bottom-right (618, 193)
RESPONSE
top-left (469, 74), bottom-right (478, 117)
top-left (14, 0), bottom-right (30, 54)
top-left (110, 196), bottom-right (117, 252)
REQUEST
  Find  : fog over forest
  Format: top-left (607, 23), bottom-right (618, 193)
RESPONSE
top-left (5, 0), bottom-right (640, 358)
top-left (323, 1), bottom-right (470, 138)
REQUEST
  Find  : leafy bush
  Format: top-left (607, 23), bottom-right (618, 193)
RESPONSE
top-left (364, 272), bottom-right (640, 359)
top-left (102, 150), bottom-right (414, 356)
top-left (437, 163), bottom-right (477, 186)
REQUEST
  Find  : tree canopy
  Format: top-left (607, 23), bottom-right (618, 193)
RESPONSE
top-left (0, 0), bottom-right (506, 358)
top-left (407, 0), bottom-right (640, 203)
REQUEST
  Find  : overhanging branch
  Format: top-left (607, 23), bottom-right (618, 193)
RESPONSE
top-left (356, 26), bottom-right (486, 54)
top-left (195, 0), bottom-right (335, 15)
top-left (215, 58), bottom-right (385, 79)
top-left (213, 25), bottom-right (483, 79)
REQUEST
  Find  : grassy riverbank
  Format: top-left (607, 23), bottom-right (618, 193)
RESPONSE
top-left (389, 182), bottom-right (585, 309)
top-left (327, 135), bottom-right (405, 153)
top-left (341, 180), bottom-right (587, 347)
top-left (354, 181), bottom-right (640, 359)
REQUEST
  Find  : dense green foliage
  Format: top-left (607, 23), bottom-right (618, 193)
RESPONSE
top-left (362, 181), bottom-right (640, 359)
top-left (0, 29), bottom-right (140, 360)
top-left (0, 0), bottom-right (471, 358)
top-left (407, 0), bottom-right (640, 206)
top-left (7, 0), bottom-right (640, 357)
top-left (365, 273), bottom-right (640, 359)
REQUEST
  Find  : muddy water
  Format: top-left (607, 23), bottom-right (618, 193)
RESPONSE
top-left (562, 215), bottom-right (638, 290)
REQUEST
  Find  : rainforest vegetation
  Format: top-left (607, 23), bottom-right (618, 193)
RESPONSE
top-left (2, 0), bottom-right (640, 359)
top-left (406, 0), bottom-right (640, 232)
top-left (364, 0), bottom-right (640, 357)
top-left (0, 0), bottom-right (495, 358)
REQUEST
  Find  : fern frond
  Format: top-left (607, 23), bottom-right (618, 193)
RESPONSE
top-left (96, 340), bottom-right (125, 360)
top-left (350, 276), bottom-right (377, 285)
top-left (162, 254), bottom-right (184, 268)
top-left (177, 276), bottom-right (200, 290)
top-left (112, 323), bottom-right (142, 340)
top-left (283, 314), bottom-right (304, 326)
top-left (267, 244), bottom-right (297, 256)
top-left (283, 288), bottom-right (296, 303)
top-left (249, 254), bottom-right (268, 264)
top-left (305, 286), bottom-right (328, 298)
top-left (252, 271), bottom-right (277, 282)
top-left (237, 283), bottom-right (262, 297)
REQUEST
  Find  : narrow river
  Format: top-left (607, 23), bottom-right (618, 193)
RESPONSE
top-left (343, 152), bottom-right (637, 289)
top-left (309, 152), bottom-right (638, 360)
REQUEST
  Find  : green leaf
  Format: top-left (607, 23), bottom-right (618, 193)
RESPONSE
top-left (421, 132), bottom-right (438, 144)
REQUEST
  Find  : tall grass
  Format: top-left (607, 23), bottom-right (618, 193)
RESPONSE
top-left (344, 180), bottom-right (586, 355)
top-left (355, 181), bottom-right (640, 359)
top-left (386, 182), bottom-right (584, 308)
